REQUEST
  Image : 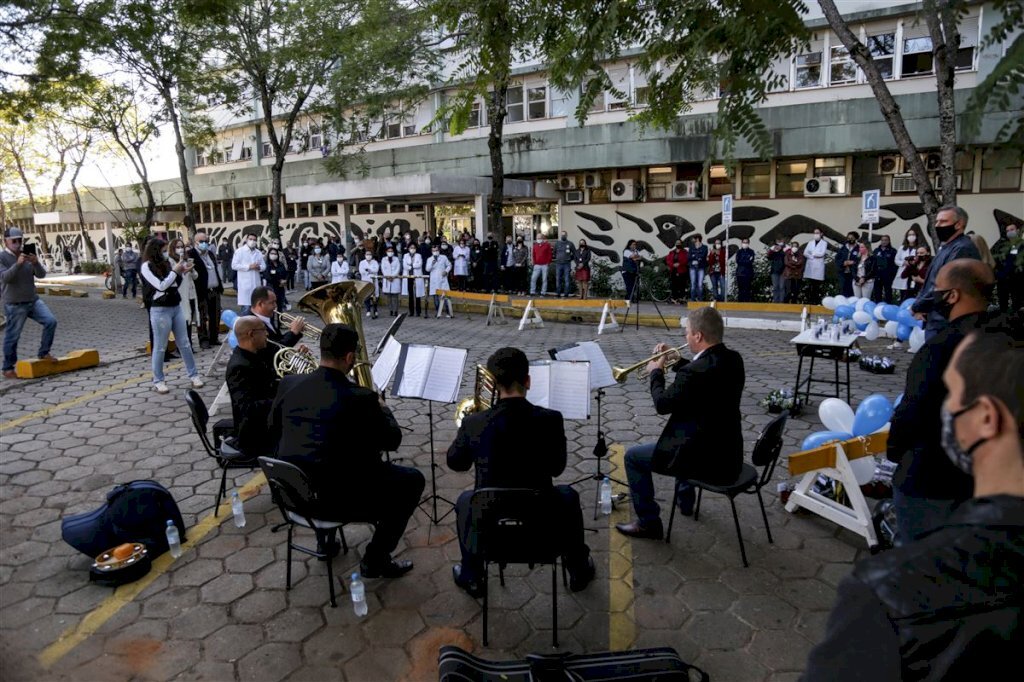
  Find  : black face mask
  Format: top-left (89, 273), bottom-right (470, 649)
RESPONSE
top-left (935, 224), bottom-right (957, 242)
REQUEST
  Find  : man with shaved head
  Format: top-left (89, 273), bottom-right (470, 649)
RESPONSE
top-left (226, 316), bottom-right (277, 457)
top-left (887, 259), bottom-right (1001, 544)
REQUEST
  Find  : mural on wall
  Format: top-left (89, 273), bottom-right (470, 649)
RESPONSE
top-left (562, 194), bottom-right (1024, 264)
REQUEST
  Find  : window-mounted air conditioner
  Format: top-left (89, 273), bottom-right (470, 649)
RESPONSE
top-left (670, 180), bottom-right (699, 200)
top-left (584, 172), bottom-right (602, 188)
top-left (803, 177), bottom-right (834, 196)
top-left (878, 155), bottom-right (902, 175)
top-left (610, 179), bottom-right (636, 202)
top-left (557, 176), bottom-right (577, 190)
top-left (891, 173), bottom-right (916, 193)
top-left (564, 189), bottom-right (586, 204)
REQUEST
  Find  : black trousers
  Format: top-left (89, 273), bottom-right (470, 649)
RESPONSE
top-left (669, 273), bottom-right (687, 301)
top-left (872, 276), bottom-right (894, 304)
top-left (997, 276), bottom-right (1023, 314)
top-left (332, 464), bottom-right (424, 565)
top-left (623, 271), bottom-right (638, 301)
top-left (737, 275), bottom-right (753, 302)
top-left (407, 278), bottom-right (421, 316)
top-left (785, 278), bottom-right (802, 303)
top-left (804, 279), bottom-right (822, 304)
top-left (455, 485), bottom-right (589, 581)
top-left (198, 289), bottom-right (221, 346)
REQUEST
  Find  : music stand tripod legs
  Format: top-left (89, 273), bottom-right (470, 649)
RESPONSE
top-left (570, 389), bottom-right (630, 520)
top-left (622, 266), bottom-right (672, 332)
top-left (418, 400), bottom-right (456, 525)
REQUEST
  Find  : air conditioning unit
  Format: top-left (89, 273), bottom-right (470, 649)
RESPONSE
top-left (923, 151), bottom-right (942, 172)
top-left (557, 175), bottom-right (577, 191)
top-left (564, 189), bottom-right (586, 204)
top-left (878, 155), bottom-right (902, 175)
top-left (243, 199), bottom-right (256, 210)
top-left (804, 177), bottom-right (833, 196)
top-left (891, 173), bottom-right (916, 193)
top-left (610, 179), bottom-right (636, 202)
top-left (584, 172), bottom-right (602, 188)
top-left (670, 180), bottom-right (699, 200)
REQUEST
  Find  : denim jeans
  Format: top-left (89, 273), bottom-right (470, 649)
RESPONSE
top-left (3, 299), bottom-right (58, 371)
top-left (530, 264), bottom-right (549, 295)
top-left (710, 273), bottom-right (725, 301)
top-left (122, 269), bottom-right (138, 298)
top-left (689, 268), bottom-right (705, 301)
top-left (555, 262), bottom-right (572, 295)
top-left (149, 305), bottom-right (197, 383)
top-left (624, 443), bottom-right (694, 526)
top-left (771, 273), bottom-right (785, 303)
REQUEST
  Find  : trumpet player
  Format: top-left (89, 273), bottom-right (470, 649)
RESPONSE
top-left (225, 316), bottom-right (276, 457)
top-left (250, 287), bottom-right (308, 368)
top-left (615, 307), bottom-right (746, 540)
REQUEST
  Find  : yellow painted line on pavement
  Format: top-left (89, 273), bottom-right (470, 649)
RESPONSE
top-left (0, 364), bottom-right (181, 431)
top-left (38, 472), bottom-right (267, 670)
top-left (607, 443), bottom-right (636, 651)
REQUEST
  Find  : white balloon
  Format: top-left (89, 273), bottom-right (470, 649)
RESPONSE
top-left (822, 296), bottom-right (837, 310)
top-left (909, 327), bottom-right (926, 352)
top-left (850, 455), bottom-right (876, 486)
top-left (874, 305), bottom-right (888, 321)
top-left (855, 298), bottom-right (867, 312)
top-left (833, 295), bottom-right (847, 306)
top-left (884, 320), bottom-right (899, 337)
top-left (819, 398), bottom-right (855, 433)
top-left (865, 321), bottom-right (880, 340)
top-left (852, 310), bottom-right (872, 325)
top-left (874, 421), bottom-right (891, 434)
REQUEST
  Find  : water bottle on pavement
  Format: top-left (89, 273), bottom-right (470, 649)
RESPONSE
top-left (231, 491), bottom-right (246, 528)
top-left (350, 572), bottom-right (368, 617)
top-left (165, 520), bottom-right (182, 558)
top-left (599, 477), bottom-right (613, 515)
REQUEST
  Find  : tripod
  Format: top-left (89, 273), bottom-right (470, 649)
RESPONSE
top-left (418, 400), bottom-right (456, 524)
top-left (570, 389), bottom-right (630, 520)
top-left (622, 263), bottom-right (671, 332)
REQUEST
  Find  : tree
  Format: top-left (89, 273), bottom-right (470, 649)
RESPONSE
top-left (963, 0), bottom-right (1024, 152)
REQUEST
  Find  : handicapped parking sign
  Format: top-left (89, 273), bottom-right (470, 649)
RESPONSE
top-left (862, 190), bottom-right (880, 223)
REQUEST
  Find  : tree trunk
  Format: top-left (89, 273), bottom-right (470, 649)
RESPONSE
top-left (70, 163), bottom-right (97, 260)
top-left (11, 150), bottom-right (39, 213)
top-left (485, 7), bottom-right (512, 239)
top-left (48, 148), bottom-right (68, 212)
top-left (817, 0), bottom-right (942, 244)
top-left (926, 0), bottom-right (960, 206)
top-left (160, 87), bottom-right (197, 238)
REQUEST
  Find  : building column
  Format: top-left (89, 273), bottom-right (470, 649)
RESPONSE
top-left (340, 203), bottom-right (354, 250)
top-left (473, 194), bottom-right (488, 241)
top-left (424, 204), bottom-right (436, 239)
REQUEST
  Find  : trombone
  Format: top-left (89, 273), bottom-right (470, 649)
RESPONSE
top-left (612, 344), bottom-right (688, 383)
top-left (275, 311), bottom-right (322, 342)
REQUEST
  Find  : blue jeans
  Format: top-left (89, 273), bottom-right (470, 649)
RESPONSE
top-left (892, 489), bottom-right (956, 547)
top-left (555, 263), bottom-right (572, 295)
top-left (149, 305), bottom-right (197, 383)
top-left (710, 273), bottom-right (725, 301)
top-left (122, 269), bottom-right (138, 298)
top-left (530, 264), bottom-right (549, 295)
top-left (771, 273), bottom-right (785, 303)
top-left (689, 268), bottom-right (705, 301)
top-left (624, 443), bottom-right (695, 527)
top-left (3, 299), bottom-right (58, 371)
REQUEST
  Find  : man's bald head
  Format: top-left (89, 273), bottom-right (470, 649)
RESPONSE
top-left (935, 259), bottom-right (995, 320)
top-left (235, 316), bottom-right (268, 352)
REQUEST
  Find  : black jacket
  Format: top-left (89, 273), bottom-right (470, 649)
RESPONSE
top-left (268, 367), bottom-right (402, 493)
top-left (802, 495), bottom-right (1024, 682)
top-left (225, 347), bottom-right (278, 456)
top-left (188, 247), bottom-right (223, 298)
top-left (447, 397), bottom-right (566, 490)
top-left (649, 343), bottom-right (745, 483)
top-left (887, 311), bottom-right (999, 500)
top-left (257, 314), bottom-right (303, 374)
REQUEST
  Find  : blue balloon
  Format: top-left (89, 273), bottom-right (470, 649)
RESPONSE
top-left (897, 323), bottom-right (912, 342)
top-left (856, 321), bottom-right (869, 331)
top-left (228, 331), bottom-right (238, 348)
top-left (897, 309), bottom-right (917, 327)
top-left (835, 305), bottom-right (855, 319)
top-left (863, 301), bottom-right (876, 318)
top-left (900, 297), bottom-right (916, 310)
top-left (881, 304), bottom-right (901, 321)
top-left (221, 309), bottom-right (239, 330)
top-left (802, 430), bottom-right (853, 451)
top-left (852, 394), bottom-right (894, 436)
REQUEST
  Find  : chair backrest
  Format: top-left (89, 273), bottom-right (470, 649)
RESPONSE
top-left (751, 411), bottom-right (788, 488)
top-left (258, 456), bottom-right (332, 524)
top-left (184, 389), bottom-right (216, 457)
top-left (468, 488), bottom-right (559, 565)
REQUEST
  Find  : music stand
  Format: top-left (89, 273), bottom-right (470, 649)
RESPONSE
top-left (622, 261), bottom-right (671, 332)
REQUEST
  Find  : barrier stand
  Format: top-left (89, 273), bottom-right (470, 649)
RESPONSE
top-left (518, 299), bottom-right (544, 330)
top-left (785, 431), bottom-right (887, 549)
top-left (486, 293), bottom-right (508, 326)
top-left (435, 291), bottom-right (454, 319)
top-left (597, 300), bottom-right (621, 334)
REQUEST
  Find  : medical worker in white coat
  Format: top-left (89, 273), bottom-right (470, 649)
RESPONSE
top-left (232, 236), bottom-right (265, 313)
top-left (330, 253), bottom-right (350, 283)
top-left (402, 248), bottom-right (425, 318)
top-left (802, 229), bottom-right (829, 304)
top-left (425, 245), bottom-right (452, 318)
top-left (379, 247), bottom-right (402, 317)
top-left (358, 251), bottom-right (380, 318)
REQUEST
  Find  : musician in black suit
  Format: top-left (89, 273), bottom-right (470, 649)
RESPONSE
top-left (189, 231), bottom-right (223, 349)
top-left (616, 306), bottom-right (746, 539)
top-left (249, 286), bottom-right (306, 369)
top-left (225, 317), bottom-right (276, 456)
top-left (268, 324), bottom-right (425, 578)
top-left (447, 347), bottom-right (595, 597)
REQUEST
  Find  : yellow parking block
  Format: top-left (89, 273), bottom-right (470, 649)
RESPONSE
top-left (15, 349), bottom-right (100, 379)
top-left (101, 291), bottom-right (116, 299)
top-left (48, 287), bottom-right (72, 296)
top-left (69, 290), bottom-right (88, 298)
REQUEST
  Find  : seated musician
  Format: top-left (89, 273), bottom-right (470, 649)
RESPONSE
top-left (616, 307), bottom-right (746, 540)
top-left (250, 286), bottom-right (306, 368)
top-left (225, 316), bottom-right (276, 457)
top-left (268, 323), bottom-right (425, 578)
top-left (446, 347), bottom-right (595, 597)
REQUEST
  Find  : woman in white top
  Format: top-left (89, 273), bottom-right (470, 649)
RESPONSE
top-left (231, 235), bottom-right (265, 312)
top-left (452, 239), bottom-right (471, 291)
top-left (891, 227), bottom-right (921, 301)
top-left (330, 254), bottom-right (350, 283)
top-left (169, 238), bottom-right (199, 348)
top-left (358, 251), bottom-right (380, 319)
top-left (140, 238), bottom-right (203, 394)
top-left (379, 246), bottom-right (402, 317)
top-left (402, 249), bottom-right (425, 318)
top-left (425, 245), bottom-right (452, 317)
top-left (802, 229), bottom-right (829, 303)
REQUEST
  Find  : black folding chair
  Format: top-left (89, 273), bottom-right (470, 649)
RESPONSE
top-left (666, 411), bottom-right (788, 568)
top-left (469, 488), bottom-right (568, 648)
top-left (184, 389), bottom-right (253, 516)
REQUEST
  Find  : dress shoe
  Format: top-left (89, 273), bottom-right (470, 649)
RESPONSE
top-left (452, 564), bottom-right (485, 598)
top-left (2, 370), bottom-right (17, 379)
top-left (360, 558), bottom-right (413, 579)
top-left (615, 520), bottom-right (663, 540)
top-left (38, 354), bottom-right (58, 362)
top-left (568, 555), bottom-right (596, 592)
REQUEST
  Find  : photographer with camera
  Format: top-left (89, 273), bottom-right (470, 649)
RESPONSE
top-left (1, 227), bottom-right (58, 380)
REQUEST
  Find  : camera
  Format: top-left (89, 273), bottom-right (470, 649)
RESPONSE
top-left (23, 243), bottom-right (36, 256)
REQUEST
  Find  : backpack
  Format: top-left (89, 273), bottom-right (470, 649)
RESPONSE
top-left (62, 480), bottom-right (186, 559)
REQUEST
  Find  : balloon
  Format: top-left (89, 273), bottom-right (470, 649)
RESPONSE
top-left (819, 398), bottom-right (855, 433)
top-left (852, 310), bottom-right (872, 325)
top-left (884, 320), bottom-right (899, 337)
top-left (854, 298), bottom-right (867, 312)
top-left (801, 430), bottom-right (853, 451)
top-left (881, 304), bottom-right (901, 321)
top-left (875, 421), bottom-right (891, 434)
top-left (856, 321), bottom-right (869, 332)
top-left (897, 309), bottom-right (917, 327)
top-left (850, 455), bottom-right (877, 486)
top-left (865, 321), bottom-right (880, 340)
top-left (852, 394), bottom-right (894, 436)
top-left (900, 297), bottom-right (916, 310)
top-left (822, 296), bottom-right (837, 310)
top-left (228, 331), bottom-right (238, 348)
top-left (863, 301), bottom-right (876, 317)
top-left (221, 309), bottom-right (239, 328)
top-left (874, 305), bottom-right (888, 321)
top-left (833, 295), bottom-right (847, 306)
top-left (835, 305), bottom-right (855, 319)
top-left (909, 327), bottom-right (926, 351)
top-left (897, 323), bottom-right (912, 342)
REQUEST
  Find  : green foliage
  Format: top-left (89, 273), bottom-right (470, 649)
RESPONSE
top-left (589, 257), bottom-right (624, 298)
top-left (963, 0), bottom-right (1024, 151)
top-left (78, 259), bottom-right (109, 274)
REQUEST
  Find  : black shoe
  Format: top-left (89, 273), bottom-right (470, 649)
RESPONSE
top-left (615, 520), bottom-right (663, 540)
top-left (568, 554), bottom-right (596, 592)
top-left (360, 558), bottom-right (413, 579)
top-left (452, 564), bottom-right (485, 598)
top-left (676, 486), bottom-right (696, 517)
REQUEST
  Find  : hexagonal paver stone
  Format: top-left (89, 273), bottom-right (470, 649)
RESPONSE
top-left (634, 594), bottom-right (689, 631)
top-left (302, 625), bottom-right (366, 665)
top-left (777, 578), bottom-right (839, 611)
top-left (203, 624), bottom-right (264, 662)
top-left (264, 607), bottom-right (324, 643)
top-left (168, 604), bottom-right (230, 640)
top-left (697, 650), bottom-right (770, 682)
top-left (677, 580), bottom-right (738, 612)
top-left (731, 594), bottom-right (798, 630)
top-left (224, 547), bottom-right (275, 574)
top-left (233, 590), bottom-right (288, 623)
top-left (343, 646), bottom-right (411, 682)
top-left (238, 642), bottom-right (303, 682)
top-left (362, 609), bottom-right (426, 647)
top-left (200, 573), bottom-right (255, 605)
top-left (171, 559), bottom-right (225, 587)
top-left (748, 629), bottom-right (817, 672)
top-left (684, 611), bottom-right (754, 651)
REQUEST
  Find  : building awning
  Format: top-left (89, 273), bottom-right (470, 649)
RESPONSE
top-left (286, 173), bottom-right (558, 205)
top-left (33, 210), bottom-right (187, 226)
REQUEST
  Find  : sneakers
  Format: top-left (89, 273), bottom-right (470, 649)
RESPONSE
top-left (154, 381), bottom-right (170, 394)
top-left (886, 342), bottom-right (903, 350)
top-left (190, 376), bottom-right (205, 388)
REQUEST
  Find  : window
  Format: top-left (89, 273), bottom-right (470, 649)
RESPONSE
top-left (830, 45), bottom-right (856, 85)
top-left (902, 36), bottom-right (933, 77)
top-left (606, 67), bottom-right (630, 110)
top-left (741, 162), bottom-right (770, 198)
top-left (309, 125), bottom-right (322, 149)
top-left (708, 164), bottom-right (733, 197)
top-left (647, 166), bottom-right (674, 185)
top-left (867, 33), bottom-right (895, 80)
top-left (224, 146), bottom-right (234, 163)
top-left (776, 159), bottom-right (809, 197)
top-left (795, 52), bottom-right (822, 89)
top-left (196, 152), bottom-right (206, 167)
top-left (527, 86), bottom-right (547, 120)
top-left (239, 146), bottom-right (252, 161)
top-left (550, 87), bottom-right (571, 117)
top-left (634, 86), bottom-right (650, 107)
top-left (403, 124), bottom-right (416, 136)
top-left (980, 148), bottom-right (1023, 191)
top-left (956, 30), bottom-right (977, 71)
top-left (815, 157), bottom-right (847, 193)
top-left (262, 141), bottom-right (272, 157)
top-left (386, 121), bottom-right (401, 139)
top-left (468, 100), bottom-right (482, 128)
top-left (505, 85), bottom-right (524, 123)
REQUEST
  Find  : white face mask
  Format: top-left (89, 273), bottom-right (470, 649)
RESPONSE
top-left (337, 257), bottom-right (344, 263)
top-left (314, 248), bottom-right (321, 255)
top-left (432, 251), bottom-right (439, 257)
top-left (907, 235), bottom-right (917, 243)
top-left (386, 251), bottom-right (394, 257)
top-left (365, 255), bottom-right (372, 260)
top-left (247, 239), bottom-right (257, 248)
top-left (269, 254), bottom-right (279, 261)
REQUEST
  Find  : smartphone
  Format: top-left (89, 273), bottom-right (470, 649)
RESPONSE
top-left (187, 257), bottom-right (195, 266)
top-left (23, 243), bottom-right (36, 256)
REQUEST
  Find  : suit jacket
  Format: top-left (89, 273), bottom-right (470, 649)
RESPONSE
top-left (268, 367), bottom-right (401, 493)
top-left (188, 247), bottom-right (223, 298)
top-left (649, 343), bottom-right (745, 483)
top-left (225, 347), bottom-right (278, 456)
top-left (256, 314), bottom-right (302, 369)
top-left (447, 397), bottom-right (566, 490)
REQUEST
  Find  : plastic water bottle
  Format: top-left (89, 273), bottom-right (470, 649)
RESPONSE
top-left (350, 573), bottom-right (368, 617)
top-left (231, 491), bottom-right (246, 528)
top-left (599, 477), bottom-right (613, 515)
top-left (165, 520), bottom-right (182, 558)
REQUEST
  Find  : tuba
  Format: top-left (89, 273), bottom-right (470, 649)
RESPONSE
top-left (297, 281), bottom-right (376, 389)
top-left (454, 365), bottom-right (498, 427)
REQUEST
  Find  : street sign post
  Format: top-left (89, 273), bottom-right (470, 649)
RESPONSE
top-left (862, 189), bottom-right (880, 242)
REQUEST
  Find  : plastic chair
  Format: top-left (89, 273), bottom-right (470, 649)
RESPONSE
top-left (185, 389), bottom-right (253, 516)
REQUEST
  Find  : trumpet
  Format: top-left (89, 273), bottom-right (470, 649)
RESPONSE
top-left (267, 340), bottom-right (318, 377)
top-left (612, 344), bottom-right (688, 383)
top-left (275, 311), bottom-right (322, 342)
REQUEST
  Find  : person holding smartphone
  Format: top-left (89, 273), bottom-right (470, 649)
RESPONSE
top-left (1, 228), bottom-right (58, 379)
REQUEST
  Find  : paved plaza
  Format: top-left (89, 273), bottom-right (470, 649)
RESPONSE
top-left (0, 294), bottom-right (906, 681)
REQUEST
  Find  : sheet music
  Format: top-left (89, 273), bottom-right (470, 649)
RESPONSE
top-left (527, 362), bottom-right (551, 409)
top-left (394, 345), bottom-right (433, 398)
top-left (422, 346), bottom-right (468, 403)
top-left (554, 341), bottom-right (616, 389)
top-left (527, 361), bottom-right (590, 419)
top-left (372, 336), bottom-right (403, 391)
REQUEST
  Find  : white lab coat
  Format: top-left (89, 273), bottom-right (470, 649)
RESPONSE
top-left (425, 253), bottom-right (451, 294)
top-left (452, 244), bottom-right (471, 276)
top-left (402, 252), bottom-right (425, 298)
top-left (359, 258), bottom-right (380, 297)
top-left (802, 239), bottom-right (828, 281)
top-left (331, 260), bottom-right (349, 283)
top-left (232, 244), bottom-right (266, 306)
top-left (174, 258), bottom-right (199, 324)
top-left (379, 256), bottom-right (402, 294)
top-left (891, 246), bottom-right (915, 291)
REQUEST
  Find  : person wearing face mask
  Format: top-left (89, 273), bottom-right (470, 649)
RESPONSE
top-left (734, 239), bottom-right (755, 302)
top-left (511, 236), bottom-right (529, 295)
top-left (871, 234), bottom-right (898, 304)
top-left (284, 246), bottom-right (298, 291)
top-left (687, 235), bottom-right (708, 301)
top-left (892, 228), bottom-right (921, 304)
top-left (331, 252), bottom-right (350, 284)
top-left (665, 240), bottom-right (688, 305)
top-left (887, 260), bottom-right (999, 546)
top-left (189, 231), bottom-right (223, 349)
top-left (380, 247), bottom-right (402, 317)
top-left (453, 237), bottom-right (470, 291)
top-left (707, 239), bottom-right (727, 302)
top-left (306, 244), bottom-right (330, 289)
top-left (402, 246), bottom-right (425, 317)
top-left (992, 223), bottom-right (1023, 314)
top-left (169, 238), bottom-right (199, 349)
top-left (469, 237), bottom-right (483, 292)
top-left (263, 248), bottom-right (290, 311)
top-left (218, 238), bottom-right (235, 289)
top-left (482, 233), bottom-right (499, 293)
top-left (553, 231), bottom-right (577, 298)
top-left (359, 251), bottom-right (380, 318)
top-left (767, 238), bottom-right (787, 303)
top-left (802, 230), bottom-right (828, 304)
top-left (232, 234), bottom-right (266, 315)
top-left (911, 206), bottom-right (981, 341)
top-left (836, 231), bottom-right (861, 298)
top-left (804, 329), bottom-right (1023, 682)
top-left (783, 241), bottom-right (805, 303)
top-left (574, 239), bottom-right (592, 300)
top-left (425, 245), bottom-right (452, 317)
top-left (499, 235), bottom-right (514, 293)
top-left (852, 240), bottom-right (876, 300)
